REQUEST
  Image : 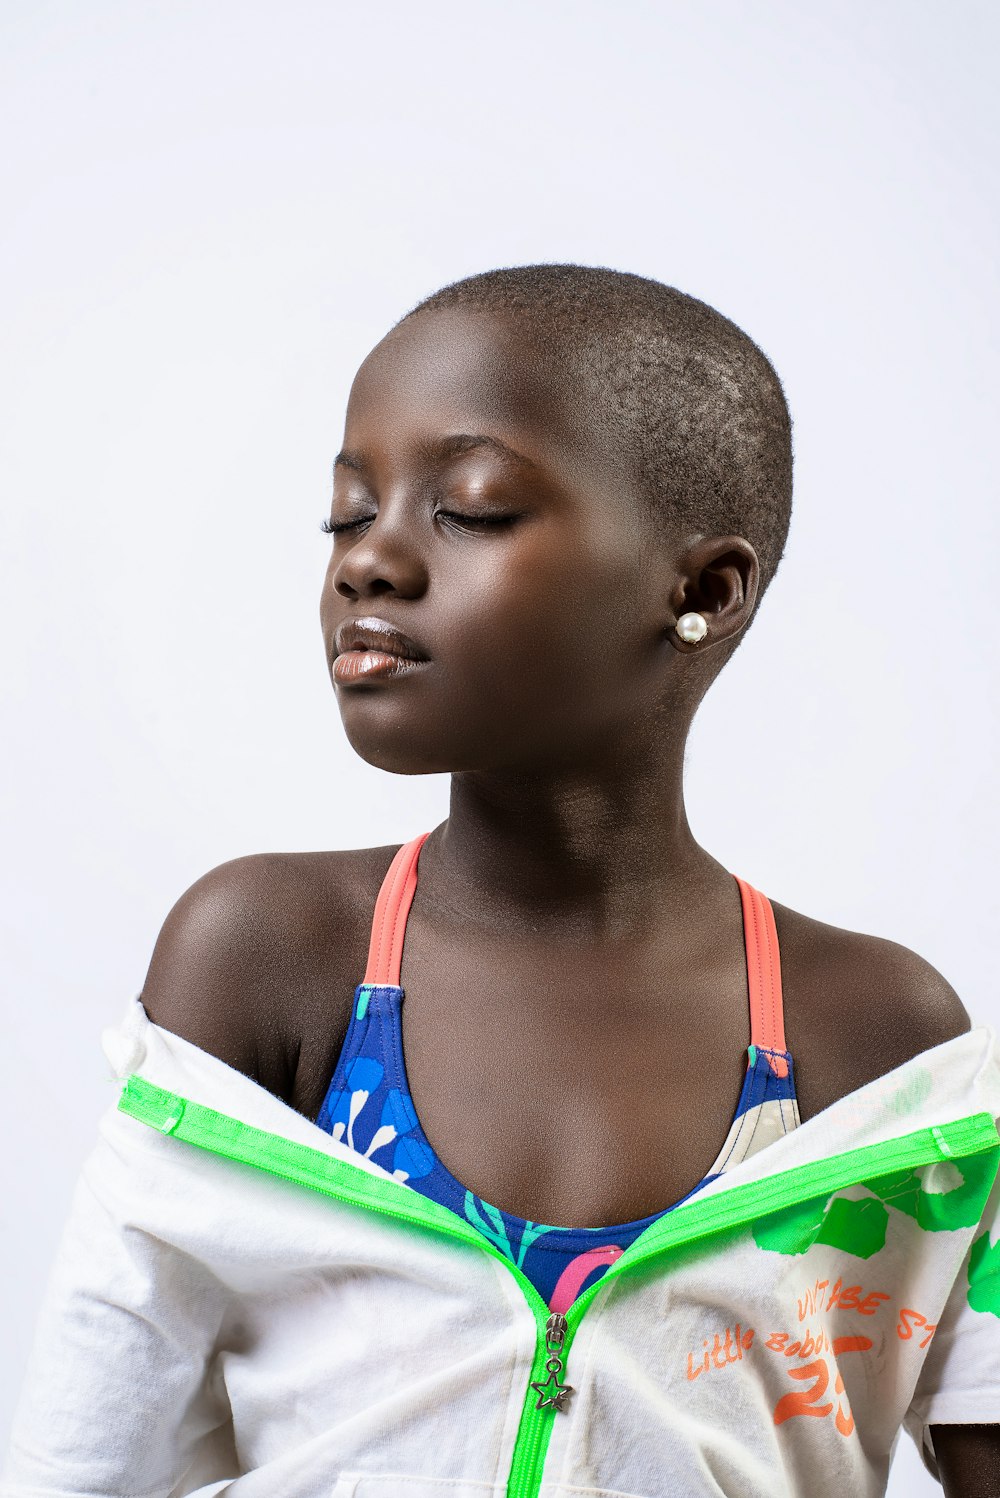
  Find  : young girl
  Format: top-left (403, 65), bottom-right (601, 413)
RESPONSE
top-left (4, 265), bottom-right (999, 1498)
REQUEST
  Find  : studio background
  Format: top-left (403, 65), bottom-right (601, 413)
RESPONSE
top-left (2, 3), bottom-right (998, 1492)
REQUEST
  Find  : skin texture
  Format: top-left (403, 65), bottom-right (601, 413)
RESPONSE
top-left (141, 305), bottom-right (996, 1494)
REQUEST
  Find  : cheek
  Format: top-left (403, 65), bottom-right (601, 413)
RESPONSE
top-left (435, 535), bottom-right (629, 704)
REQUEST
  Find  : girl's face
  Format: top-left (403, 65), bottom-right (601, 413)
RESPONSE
top-left (320, 307), bottom-right (686, 777)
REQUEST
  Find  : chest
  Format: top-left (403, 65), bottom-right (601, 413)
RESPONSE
top-left (284, 850), bottom-right (859, 1230)
top-left (362, 915), bottom-right (756, 1227)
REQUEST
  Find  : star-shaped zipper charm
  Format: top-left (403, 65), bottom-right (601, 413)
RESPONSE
top-left (530, 1367), bottom-right (575, 1412)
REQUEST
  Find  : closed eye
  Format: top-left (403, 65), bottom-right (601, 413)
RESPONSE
top-left (320, 513), bottom-right (518, 535)
top-left (437, 511), bottom-right (519, 530)
top-left (320, 517), bottom-right (366, 535)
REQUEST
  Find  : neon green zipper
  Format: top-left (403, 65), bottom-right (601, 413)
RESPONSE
top-left (117, 1077), bottom-right (999, 1498)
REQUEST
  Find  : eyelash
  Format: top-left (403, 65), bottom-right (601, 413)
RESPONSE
top-left (320, 512), bottom-right (516, 536)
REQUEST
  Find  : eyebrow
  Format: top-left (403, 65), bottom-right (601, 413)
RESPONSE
top-left (333, 432), bottom-right (538, 475)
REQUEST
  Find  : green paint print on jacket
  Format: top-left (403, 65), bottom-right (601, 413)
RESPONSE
top-left (754, 1150), bottom-right (999, 1259)
top-left (754, 1193), bottom-right (890, 1259)
top-left (968, 1230), bottom-right (1000, 1316)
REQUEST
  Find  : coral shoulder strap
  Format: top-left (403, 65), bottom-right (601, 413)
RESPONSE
top-left (365, 835), bottom-right (787, 1074)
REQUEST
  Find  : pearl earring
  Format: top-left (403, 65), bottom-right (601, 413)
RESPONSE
top-left (675, 611), bottom-right (708, 644)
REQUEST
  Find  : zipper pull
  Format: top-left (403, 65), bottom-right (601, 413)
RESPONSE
top-left (530, 1312), bottom-right (575, 1412)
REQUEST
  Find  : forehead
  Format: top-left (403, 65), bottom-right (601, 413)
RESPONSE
top-left (342, 307), bottom-right (611, 492)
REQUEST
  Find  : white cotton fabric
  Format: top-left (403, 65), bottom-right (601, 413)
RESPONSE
top-left (3, 996), bottom-right (1000, 1498)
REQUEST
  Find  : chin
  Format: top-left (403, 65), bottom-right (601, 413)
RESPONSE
top-left (341, 727), bottom-right (455, 777)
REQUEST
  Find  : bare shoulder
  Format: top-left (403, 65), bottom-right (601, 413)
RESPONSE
top-left (769, 898), bottom-right (972, 1122)
top-left (139, 843), bottom-right (401, 1109)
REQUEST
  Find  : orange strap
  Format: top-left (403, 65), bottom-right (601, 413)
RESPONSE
top-left (364, 832), bottom-right (431, 986)
top-left (733, 873), bottom-right (787, 1068)
top-left (365, 838), bottom-right (787, 1074)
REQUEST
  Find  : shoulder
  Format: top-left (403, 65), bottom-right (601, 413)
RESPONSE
top-left (139, 844), bottom-right (402, 1105)
top-left (769, 898), bottom-right (972, 1121)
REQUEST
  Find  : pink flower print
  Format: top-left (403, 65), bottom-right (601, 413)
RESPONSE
top-left (549, 1245), bottom-right (625, 1315)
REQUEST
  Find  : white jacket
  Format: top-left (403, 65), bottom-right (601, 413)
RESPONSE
top-left (3, 995), bottom-right (1000, 1498)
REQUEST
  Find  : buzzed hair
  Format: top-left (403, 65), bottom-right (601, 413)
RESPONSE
top-left (397, 263), bottom-right (794, 613)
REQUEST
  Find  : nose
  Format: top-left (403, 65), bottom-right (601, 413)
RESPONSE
top-left (328, 507), bottom-right (428, 602)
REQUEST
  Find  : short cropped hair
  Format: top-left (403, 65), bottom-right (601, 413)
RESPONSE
top-left (397, 263), bottom-right (794, 610)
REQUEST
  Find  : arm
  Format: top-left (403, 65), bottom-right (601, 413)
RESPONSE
top-left (884, 951), bottom-right (1000, 1496)
top-left (2, 858), bottom-right (282, 1496)
top-left (1, 1095), bottom-right (236, 1494)
top-left (873, 955), bottom-right (1000, 1495)
top-left (888, 952), bottom-right (1000, 1494)
top-left (795, 930), bottom-right (1000, 1491)
top-left (931, 1426), bottom-right (1000, 1497)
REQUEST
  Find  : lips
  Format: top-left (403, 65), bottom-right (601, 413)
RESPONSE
top-left (334, 616), bottom-right (430, 662)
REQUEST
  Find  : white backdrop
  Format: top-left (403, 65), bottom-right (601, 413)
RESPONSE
top-left (2, 3), bottom-right (998, 1492)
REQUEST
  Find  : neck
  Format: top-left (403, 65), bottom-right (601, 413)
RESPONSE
top-left (417, 745), bottom-right (729, 947)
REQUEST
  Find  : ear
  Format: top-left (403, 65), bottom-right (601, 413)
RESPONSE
top-left (666, 535), bottom-right (759, 652)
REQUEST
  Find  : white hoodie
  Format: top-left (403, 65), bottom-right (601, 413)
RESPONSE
top-left (3, 994), bottom-right (1000, 1498)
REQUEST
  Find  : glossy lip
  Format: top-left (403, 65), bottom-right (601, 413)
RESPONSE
top-left (334, 616), bottom-right (430, 662)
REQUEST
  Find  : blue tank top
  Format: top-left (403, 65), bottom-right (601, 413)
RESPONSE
top-left (315, 832), bottom-right (800, 1313)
